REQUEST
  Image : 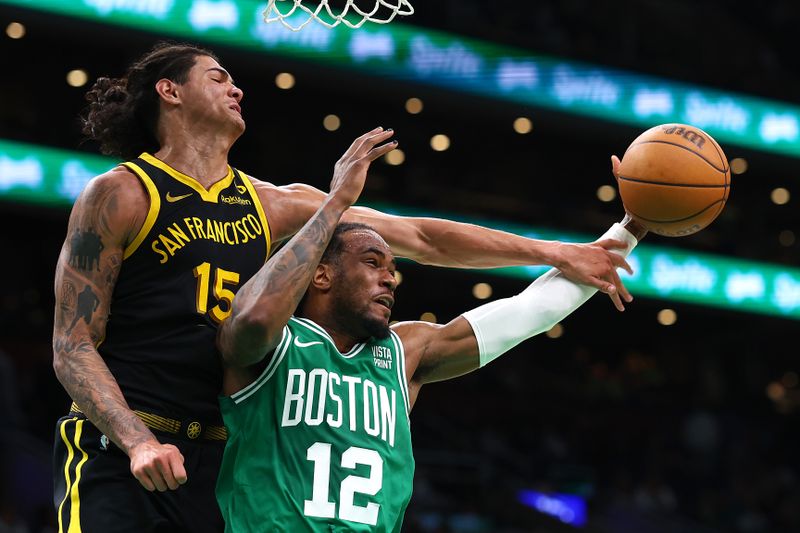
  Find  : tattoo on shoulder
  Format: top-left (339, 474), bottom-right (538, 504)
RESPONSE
top-left (69, 228), bottom-right (106, 272)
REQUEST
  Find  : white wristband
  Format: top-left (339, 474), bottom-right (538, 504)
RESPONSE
top-left (462, 223), bottom-right (638, 367)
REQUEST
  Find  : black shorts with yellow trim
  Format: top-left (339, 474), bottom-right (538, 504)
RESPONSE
top-left (53, 413), bottom-right (225, 533)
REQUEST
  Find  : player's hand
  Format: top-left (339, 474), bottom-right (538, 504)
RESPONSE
top-left (554, 241), bottom-right (634, 312)
top-left (611, 154), bottom-right (650, 241)
top-left (330, 127), bottom-right (397, 207)
top-left (129, 439), bottom-right (187, 492)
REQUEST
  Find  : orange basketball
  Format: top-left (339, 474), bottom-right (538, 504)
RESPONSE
top-left (616, 123), bottom-right (730, 237)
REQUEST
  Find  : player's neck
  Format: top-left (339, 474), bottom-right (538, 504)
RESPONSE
top-left (154, 126), bottom-right (236, 188)
top-left (301, 311), bottom-right (362, 354)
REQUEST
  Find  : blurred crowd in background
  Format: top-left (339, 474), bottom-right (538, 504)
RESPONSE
top-left (418, 0), bottom-right (800, 103)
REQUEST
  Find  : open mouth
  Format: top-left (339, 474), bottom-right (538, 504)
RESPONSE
top-left (374, 295), bottom-right (394, 310)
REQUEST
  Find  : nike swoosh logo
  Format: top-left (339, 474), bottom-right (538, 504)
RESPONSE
top-left (294, 338), bottom-right (323, 348)
top-left (166, 192), bottom-right (193, 202)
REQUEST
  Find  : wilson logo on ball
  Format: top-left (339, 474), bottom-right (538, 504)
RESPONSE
top-left (660, 125), bottom-right (706, 150)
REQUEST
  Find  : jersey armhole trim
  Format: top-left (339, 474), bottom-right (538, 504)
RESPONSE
top-left (121, 161), bottom-right (160, 260)
top-left (231, 325), bottom-right (291, 404)
top-left (238, 171), bottom-right (271, 261)
top-left (389, 330), bottom-right (411, 417)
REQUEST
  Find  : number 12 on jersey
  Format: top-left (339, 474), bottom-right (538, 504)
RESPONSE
top-left (305, 442), bottom-right (383, 526)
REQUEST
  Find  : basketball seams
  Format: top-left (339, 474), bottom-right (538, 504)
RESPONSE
top-left (619, 123), bottom-right (730, 235)
top-left (617, 175), bottom-right (729, 188)
top-left (630, 139), bottom-right (729, 173)
top-left (629, 199), bottom-right (726, 224)
top-left (705, 134), bottom-right (730, 176)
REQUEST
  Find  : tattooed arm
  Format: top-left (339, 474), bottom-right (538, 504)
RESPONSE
top-left (53, 167), bottom-right (187, 492)
top-left (217, 128), bottom-right (396, 370)
top-left (253, 143), bottom-right (632, 311)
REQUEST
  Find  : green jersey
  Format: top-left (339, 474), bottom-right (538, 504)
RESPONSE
top-left (217, 316), bottom-right (415, 532)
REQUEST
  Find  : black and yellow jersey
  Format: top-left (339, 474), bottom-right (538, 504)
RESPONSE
top-left (100, 152), bottom-right (271, 425)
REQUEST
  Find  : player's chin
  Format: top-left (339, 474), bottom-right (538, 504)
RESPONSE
top-left (364, 311), bottom-right (391, 340)
top-left (370, 301), bottom-right (391, 319)
top-left (227, 110), bottom-right (245, 130)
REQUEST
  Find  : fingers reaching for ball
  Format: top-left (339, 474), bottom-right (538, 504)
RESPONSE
top-left (610, 154), bottom-right (621, 179)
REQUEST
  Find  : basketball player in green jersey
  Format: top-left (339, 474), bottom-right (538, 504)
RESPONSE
top-left (53, 41), bottom-right (636, 532)
top-left (215, 136), bottom-right (647, 531)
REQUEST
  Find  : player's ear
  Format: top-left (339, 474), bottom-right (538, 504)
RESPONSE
top-left (155, 78), bottom-right (180, 105)
top-left (311, 263), bottom-right (333, 292)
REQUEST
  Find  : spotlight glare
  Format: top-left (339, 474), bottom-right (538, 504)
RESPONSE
top-left (657, 309), bottom-right (677, 326)
top-left (771, 188), bottom-right (790, 205)
top-left (6, 22), bottom-right (25, 39)
top-left (513, 117), bottom-right (532, 134)
top-left (730, 158), bottom-right (748, 175)
top-left (66, 69), bottom-right (89, 88)
top-left (323, 114), bottom-right (340, 131)
top-left (596, 185), bottom-right (617, 202)
top-left (420, 312), bottom-right (437, 323)
top-left (430, 134), bottom-right (450, 152)
top-left (472, 283), bottom-right (492, 300)
top-left (275, 72), bottom-right (295, 90)
top-left (385, 149), bottom-right (405, 166)
top-left (405, 97), bottom-right (423, 114)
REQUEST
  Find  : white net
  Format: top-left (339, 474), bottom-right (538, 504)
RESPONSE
top-left (263, 0), bottom-right (414, 31)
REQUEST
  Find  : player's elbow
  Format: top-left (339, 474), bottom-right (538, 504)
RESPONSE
top-left (51, 333), bottom-right (79, 383)
top-left (219, 314), bottom-right (279, 368)
top-left (52, 348), bottom-right (66, 380)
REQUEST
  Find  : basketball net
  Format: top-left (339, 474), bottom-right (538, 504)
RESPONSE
top-left (263, 0), bottom-right (414, 31)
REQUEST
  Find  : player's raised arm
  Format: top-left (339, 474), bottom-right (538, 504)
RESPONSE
top-left (396, 216), bottom-right (647, 407)
top-left (52, 168), bottom-right (187, 492)
top-left (217, 128), bottom-right (397, 368)
top-left (251, 130), bottom-right (634, 305)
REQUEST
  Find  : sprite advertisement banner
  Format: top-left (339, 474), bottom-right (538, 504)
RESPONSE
top-left (1, 0), bottom-right (800, 158)
top-left (2, 137), bottom-right (800, 320)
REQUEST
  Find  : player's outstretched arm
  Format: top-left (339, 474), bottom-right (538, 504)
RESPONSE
top-left (396, 217), bottom-right (647, 407)
top-left (52, 168), bottom-right (187, 492)
top-left (217, 128), bottom-right (397, 368)
top-left (252, 143), bottom-right (633, 303)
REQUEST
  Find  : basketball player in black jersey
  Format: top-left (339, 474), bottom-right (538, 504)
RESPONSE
top-left (52, 42), bottom-right (634, 532)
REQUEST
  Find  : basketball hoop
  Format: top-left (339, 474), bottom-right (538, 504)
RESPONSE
top-left (263, 0), bottom-right (414, 31)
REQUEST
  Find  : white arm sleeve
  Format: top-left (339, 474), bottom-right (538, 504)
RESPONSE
top-left (462, 223), bottom-right (639, 367)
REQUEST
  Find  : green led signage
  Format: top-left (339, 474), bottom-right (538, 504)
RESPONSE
top-left (2, 137), bottom-right (799, 320)
top-left (2, 0), bottom-right (800, 158)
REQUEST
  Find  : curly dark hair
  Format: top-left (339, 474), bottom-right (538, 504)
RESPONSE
top-left (81, 41), bottom-right (218, 160)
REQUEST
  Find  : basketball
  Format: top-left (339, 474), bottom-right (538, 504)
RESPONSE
top-left (616, 123), bottom-right (730, 237)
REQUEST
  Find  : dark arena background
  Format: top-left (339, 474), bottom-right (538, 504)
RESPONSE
top-left (2, 1), bottom-right (800, 532)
